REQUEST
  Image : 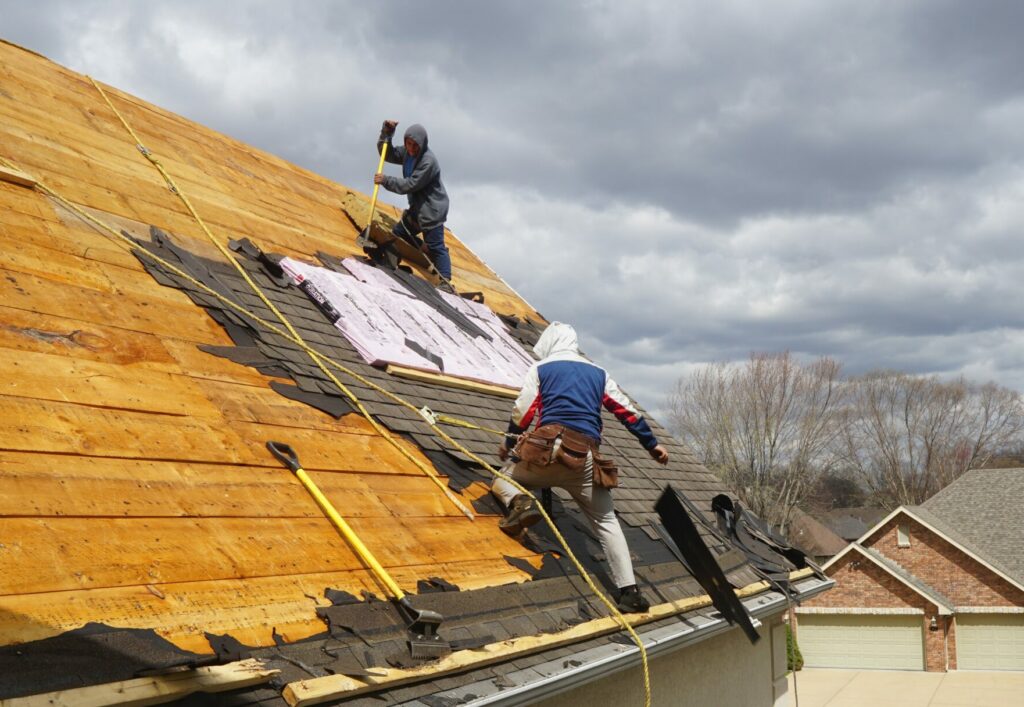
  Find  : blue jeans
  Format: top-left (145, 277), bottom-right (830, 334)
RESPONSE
top-left (393, 212), bottom-right (452, 280)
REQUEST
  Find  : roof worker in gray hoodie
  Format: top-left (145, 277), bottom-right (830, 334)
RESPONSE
top-left (374, 120), bottom-right (453, 290)
top-left (492, 322), bottom-right (670, 613)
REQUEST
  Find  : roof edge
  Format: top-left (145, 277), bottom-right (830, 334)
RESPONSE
top-left (0, 37), bottom-right (53, 61)
top-left (431, 576), bottom-right (833, 706)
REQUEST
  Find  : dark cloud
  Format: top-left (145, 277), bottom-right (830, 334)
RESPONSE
top-left (3, 0), bottom-right (1024, 412)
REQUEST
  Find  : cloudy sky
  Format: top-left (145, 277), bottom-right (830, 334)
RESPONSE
top-left (5, 1), bottom-right (1024, 415)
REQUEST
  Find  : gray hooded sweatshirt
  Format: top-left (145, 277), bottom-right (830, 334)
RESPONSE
top-left (377, 123), bottom-right (450, 230)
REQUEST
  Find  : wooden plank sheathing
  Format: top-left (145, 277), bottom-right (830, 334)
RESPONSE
top-left (0, 558), bottom-right (538, 653)
top-left (0, 515), bottom-right (536, 597)
top-left (0, 46), bottom-right (535, 311)
top-left (0, 38), bottom-right (548, 657)
top-left (0, 452), bottom-right (497, 520)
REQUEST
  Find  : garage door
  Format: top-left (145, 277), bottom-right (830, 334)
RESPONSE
top-left (957, 615), bottom-right (1024, 670)
top-left (797, 614), bottom-right (924, 670)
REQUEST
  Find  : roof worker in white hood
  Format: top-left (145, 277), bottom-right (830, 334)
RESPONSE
top-left (492, 322), bottom-right (669, 613)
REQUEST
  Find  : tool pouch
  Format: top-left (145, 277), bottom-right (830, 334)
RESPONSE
top-left (592, 454), bottom-right (619, 489)
top-left (556, 427), bottom-right (595, 473)
top-left (513, 424), bottom-right (563, 466)
top-left (514, 425), bottom-right (599, 475)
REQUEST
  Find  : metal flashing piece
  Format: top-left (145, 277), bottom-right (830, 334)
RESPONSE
top-left (655, 485), bottom-right (761, 644)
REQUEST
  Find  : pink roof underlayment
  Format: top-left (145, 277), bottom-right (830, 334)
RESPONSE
top-left (280, 256), bottom-right (535, 388)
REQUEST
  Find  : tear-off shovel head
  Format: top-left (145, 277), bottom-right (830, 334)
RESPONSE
top-left (399, 598), bottom-right (450, 660)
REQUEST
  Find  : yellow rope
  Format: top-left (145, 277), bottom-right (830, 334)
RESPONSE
top-left (6, 81), bottom-right (655, 704)
top-left (85, 77), bottom-right (474, 521)
top-left (434, 414), bottom-right (504, 437)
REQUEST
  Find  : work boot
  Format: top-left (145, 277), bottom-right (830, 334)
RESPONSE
top-left (498, 494), bottom-right (541, 536)
top-left (437, 281), bottom-right (456, 294)
top-left (616, 585), bottom-right (650, 613)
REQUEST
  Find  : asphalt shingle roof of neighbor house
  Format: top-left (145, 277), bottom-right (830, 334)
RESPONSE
top-left (787, 508), bottom-right (848, 559)
top-left (913, 467), bottom-right (1024, 586)
top-left (820, 507), bottom-right (888, 541)
top-left (0, 38), bottom-right (830, 706)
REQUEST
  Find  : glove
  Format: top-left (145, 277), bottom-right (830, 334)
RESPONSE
top-left (381, 119), bottom-right (398, 136)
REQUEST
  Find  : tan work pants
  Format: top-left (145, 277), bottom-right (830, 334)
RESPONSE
top-left (491, 453), bottom-right (636, 589)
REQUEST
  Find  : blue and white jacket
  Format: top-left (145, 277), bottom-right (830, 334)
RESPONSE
top-left (506, 322), bottom-right (659, 451)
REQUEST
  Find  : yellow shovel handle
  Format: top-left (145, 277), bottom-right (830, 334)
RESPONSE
top-left (294, 467), bottom-right (406, 600)
top-left (266, 441), bottom-right (405, 600)
top-left (367, 141), bottom-right (389, 230)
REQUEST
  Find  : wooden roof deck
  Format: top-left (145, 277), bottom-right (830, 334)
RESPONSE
top-left (0, 38), bottom-right (542, 654)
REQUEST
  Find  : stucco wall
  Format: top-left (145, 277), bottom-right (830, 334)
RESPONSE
top-left (532, 614), bottom-right (786, 707)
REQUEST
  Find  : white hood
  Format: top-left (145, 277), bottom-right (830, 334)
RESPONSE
top-left (533, 322), bottom-right (581, 361)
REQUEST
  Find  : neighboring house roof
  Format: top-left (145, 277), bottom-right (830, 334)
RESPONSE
top-left (917, 468), bottom-right (1024, 586)
top-left (850, 505), bottom-right (1024, 597)
top-left (0, 38), bottom-right (827, 705)
top-left (820, 506), bottom-right (888, 541)
top-left (787, 508), bottom-right (847, 558)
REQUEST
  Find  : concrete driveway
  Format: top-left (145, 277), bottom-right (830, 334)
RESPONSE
top-left (787, 668), bottom-right (1024, 706)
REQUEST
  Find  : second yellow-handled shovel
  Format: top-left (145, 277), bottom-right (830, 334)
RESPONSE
top-left (266, 441), bottom-right (449, 660)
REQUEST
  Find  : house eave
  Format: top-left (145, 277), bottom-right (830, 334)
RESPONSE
top-left (416, 576), bottom-right (834, 706)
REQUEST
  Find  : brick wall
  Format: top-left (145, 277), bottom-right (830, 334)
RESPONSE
top-left (802, 552), bottom-right (947, 671)
top-left (803, 511), bottom-right (1024, 671)
top-left (809, 552), bottom-right (925, 610)
top-left (866, 516), bottom-right (1024, 607)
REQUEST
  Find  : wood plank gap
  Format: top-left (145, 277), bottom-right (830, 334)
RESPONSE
top-left (0, 449), bottom-right (447, 477)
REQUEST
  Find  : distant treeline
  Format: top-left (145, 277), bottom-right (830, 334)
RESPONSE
top-left (668, 352), bottom-right (1024, 531)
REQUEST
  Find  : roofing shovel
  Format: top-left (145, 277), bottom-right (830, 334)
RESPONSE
top-left (355, 141), bottom-right (395, 263)
top-left (266, 441), bottom-right (450, 660)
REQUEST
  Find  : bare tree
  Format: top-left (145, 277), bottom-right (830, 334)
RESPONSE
top-left (669, 352), bottom-right (846, 531)
top-left (839, 373), bottom-right (1024, 507)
